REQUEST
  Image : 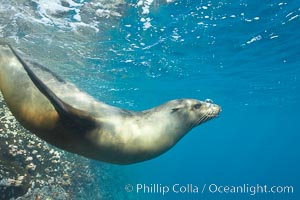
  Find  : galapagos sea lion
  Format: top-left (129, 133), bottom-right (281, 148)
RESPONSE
top-left (0, 43), bottom-right (221, 164)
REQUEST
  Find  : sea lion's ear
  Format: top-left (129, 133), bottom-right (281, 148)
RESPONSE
top-left (171, 108), bottom-right (179, 113)
top-left (171, 105), bottom-right (183, 113)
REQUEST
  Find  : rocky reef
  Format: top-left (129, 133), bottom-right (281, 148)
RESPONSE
top-left (0, 94), bottom-right (129, 200)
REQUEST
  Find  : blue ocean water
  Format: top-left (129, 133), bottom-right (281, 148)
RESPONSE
top-left (0, 0), bottom-right (299, 199)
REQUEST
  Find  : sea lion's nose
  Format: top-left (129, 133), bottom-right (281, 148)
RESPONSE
top-left (204, 99), bottom-right (214, 108)
top-left (205, 99), bottom-right (213, 104)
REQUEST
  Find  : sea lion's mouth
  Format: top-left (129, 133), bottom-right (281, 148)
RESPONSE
top-left (190, 104), bottom-right (221, 128)
top-left (206, 105), bottom-right (221, 117)
top-left (203, 101), bottom-right (221, 117)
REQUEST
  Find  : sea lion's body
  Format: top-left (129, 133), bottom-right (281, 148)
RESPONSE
top-left (0, 43), bottom-right (220, 164)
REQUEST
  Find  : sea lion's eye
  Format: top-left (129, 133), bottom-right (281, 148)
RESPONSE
top-left (193, 103), bottom-right (202, 110)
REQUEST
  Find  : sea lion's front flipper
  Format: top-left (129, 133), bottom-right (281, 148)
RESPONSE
top-left (8, 45), bottom-right (96, 132)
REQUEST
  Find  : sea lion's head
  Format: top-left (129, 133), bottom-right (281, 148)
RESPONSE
top-left (170, 98), bottom-right (221, 129)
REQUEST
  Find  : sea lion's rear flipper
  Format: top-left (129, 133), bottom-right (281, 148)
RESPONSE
top-left (8, 45), bottom-right (96, 132)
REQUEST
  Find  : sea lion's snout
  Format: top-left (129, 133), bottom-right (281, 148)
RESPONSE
top-left (211, 104), bottom-right (221, 117)
top-left (202, 100), bottom-right (221, 117)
